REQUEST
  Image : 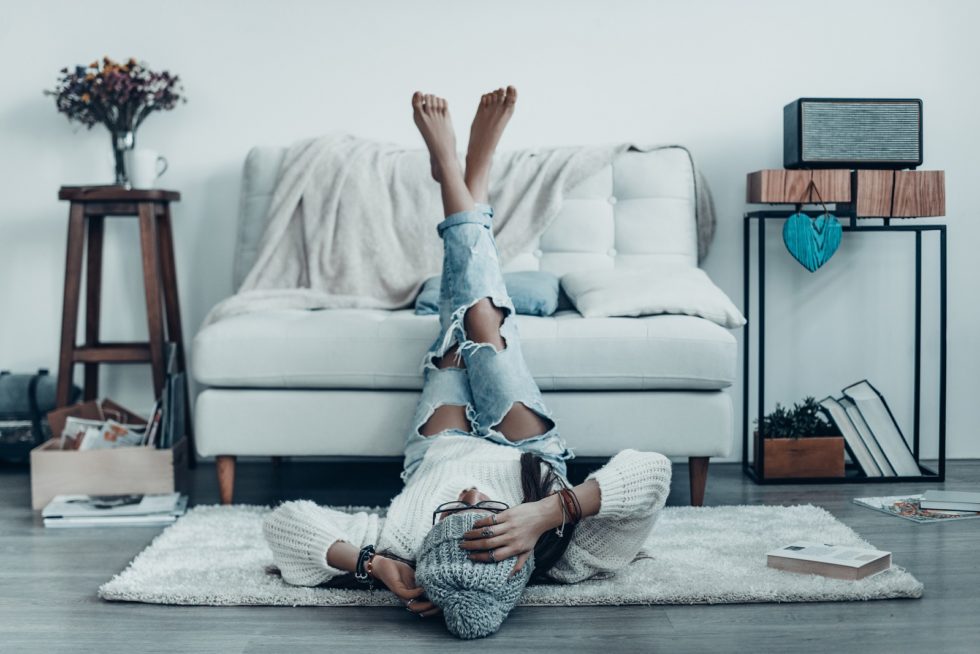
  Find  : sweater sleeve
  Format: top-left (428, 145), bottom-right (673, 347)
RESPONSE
top-left (262, 500), bottom-right (382, 587)
top-left (547, 449), bottom-right (672, 584)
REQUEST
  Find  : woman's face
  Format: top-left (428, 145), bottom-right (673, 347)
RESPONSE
top-left (436, 486), bottom-right (493, 522)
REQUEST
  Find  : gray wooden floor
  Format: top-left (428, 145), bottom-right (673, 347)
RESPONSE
top-left (1, 457), bottom-right (978, 654)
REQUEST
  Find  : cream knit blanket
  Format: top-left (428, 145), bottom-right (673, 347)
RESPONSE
top-left (203, 135), bottom-right (713, 326)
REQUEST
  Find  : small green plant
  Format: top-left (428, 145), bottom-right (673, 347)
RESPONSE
top-left (755, 396), bottom-right (836, 439)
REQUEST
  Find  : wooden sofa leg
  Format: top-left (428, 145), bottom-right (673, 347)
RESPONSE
top-left (689, 457), bottom-right (709, 507)
top-left (216, 455), bottom-right (236, 505)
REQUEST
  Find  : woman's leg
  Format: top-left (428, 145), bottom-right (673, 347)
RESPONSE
top-left (411, 91), bottom-right (474, 436)
top-left (412, 88), bottom-right (571, 473)
top-left (402, 92), bottom-right (477, 483)
top-left (460, 299), bottom-right (551, 440)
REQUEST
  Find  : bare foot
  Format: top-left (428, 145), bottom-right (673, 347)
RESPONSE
top-left (412, 91), bottom-right (461, 184)
top-left (465, 86), bottom-right (517, 202)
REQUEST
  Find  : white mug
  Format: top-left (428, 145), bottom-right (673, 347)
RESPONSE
top-left (124, 149), bottom-right (168, 189)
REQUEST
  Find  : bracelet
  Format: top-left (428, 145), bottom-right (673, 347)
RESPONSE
top-left (568, 488), bottom-right (583, 522)
top-left (554, 491), bottom-right (568, 538)
top-left (557, 488), bottom-right (582, 525)
top-left (354, 544), bottom-right (376, 583)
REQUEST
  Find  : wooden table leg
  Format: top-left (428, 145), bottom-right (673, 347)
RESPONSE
top-left (689, 456), bottom-right (710, 507)
top-left (138, 202), bottom-right (166, 397)
top-left (83, 215), bottom-right (104, 401)
top-left (55, 203), bottom-right (86, 408)
top-left (157, 204), bottom-right (196, 467)
top-left (216, 455), bottom-right (236, 505)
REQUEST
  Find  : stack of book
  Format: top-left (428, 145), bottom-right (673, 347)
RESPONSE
top-left (42, 492), bottom-right (187, 528)
top-left (819, 380), bottom-right (921, 478)
top-left (920, 490), bottom-right (980, 512)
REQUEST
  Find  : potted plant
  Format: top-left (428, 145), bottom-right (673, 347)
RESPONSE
top-left (754, 397), bottom-right (845, 478)
top-left (45, 56), bottom-right (186, 185)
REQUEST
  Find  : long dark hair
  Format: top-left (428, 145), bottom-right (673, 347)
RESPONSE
top-left (519, 452), bottom-right (576, 583)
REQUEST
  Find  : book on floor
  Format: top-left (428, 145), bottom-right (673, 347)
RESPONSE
top-left (839, 396), bottom-right (896, 476)
top-left (43, 511), bottom-right (184, 528)
top-left (919, 490), bottom-right (980, 512)
top-left (766, 542), bottom-right (891, 580)
top-left (42, 492), bottom-right (187, 528)
top-left (853, 495), bottom-right (980, 524)
top-left (842, 380), bottom-right (921, 477)
top-left (819, 396), bottom-right (881, 477)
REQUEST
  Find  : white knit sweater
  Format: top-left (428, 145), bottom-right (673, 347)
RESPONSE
top-left (262, 435), bottom-right (672, 586)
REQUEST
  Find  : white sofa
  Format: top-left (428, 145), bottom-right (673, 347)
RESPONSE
top-left (193, 145), bottom-right (737, 505)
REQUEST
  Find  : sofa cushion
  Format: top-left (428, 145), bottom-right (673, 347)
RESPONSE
top-left (193, 309), bottom-right (736, 391)
top-left (561, 266), bottom-right (746, 329)
top-left (415, 270), bottom-right (560, 317)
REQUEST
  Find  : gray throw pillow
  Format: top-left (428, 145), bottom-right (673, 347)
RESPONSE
top-left (414, 271), bottom-right (560, 317)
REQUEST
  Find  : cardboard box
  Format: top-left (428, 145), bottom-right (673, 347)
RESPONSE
top-left (30, 400), bottom-right (187, 510)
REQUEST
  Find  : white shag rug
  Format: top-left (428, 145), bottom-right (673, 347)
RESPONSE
top-left (98, 504), bottom-right (923, 606)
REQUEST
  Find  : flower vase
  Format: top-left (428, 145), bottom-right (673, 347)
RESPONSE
top-left (111, 130), bottom-right (135, 186)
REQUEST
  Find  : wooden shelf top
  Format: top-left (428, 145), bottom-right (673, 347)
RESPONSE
top-left (58, 186), bottom-right (180, 202)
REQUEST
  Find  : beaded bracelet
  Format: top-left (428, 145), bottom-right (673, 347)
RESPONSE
top-left (354, 544), bottom-right (376, 584)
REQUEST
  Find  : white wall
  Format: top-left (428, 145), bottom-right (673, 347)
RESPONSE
top-left (1, 0), bottom-right (977, 460)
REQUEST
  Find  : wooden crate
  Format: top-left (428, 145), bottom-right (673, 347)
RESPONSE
top-left (856, 170), bottom-right (945, 217)
top-left (30, 435), bottom-right (188, 510)
top-left (754, 434), bottom-right (845, 479)
top-left (747, 169), bottom-right (851, 204)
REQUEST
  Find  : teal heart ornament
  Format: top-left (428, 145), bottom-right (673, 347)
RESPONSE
top-left (782, 212), bottom-right (842, 272)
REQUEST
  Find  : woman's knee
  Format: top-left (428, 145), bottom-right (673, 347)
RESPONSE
top-left (492, 401), bottom-right (554, 442)
top-left (463, 298), bottom-right (507, 350)
top-left (419, 404), bottom-right (472, 437)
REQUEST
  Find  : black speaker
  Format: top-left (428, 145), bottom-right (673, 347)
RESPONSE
top-left (784, 98), bottom-right (922, 169)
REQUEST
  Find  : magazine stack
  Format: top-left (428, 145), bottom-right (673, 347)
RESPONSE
top-left (42, 492), bottom-right (187, 528)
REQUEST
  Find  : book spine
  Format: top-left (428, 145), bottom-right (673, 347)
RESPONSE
top-left (845, 381), bottom-right (920, 477)
top-left (820, 397), bottom-right (881, 477)
top-left (919, 501), bottom-right (980, 512)
top-left (843, 402), bottom-right (896, 476)
top-left (767, 556), bottom-right (860, 581)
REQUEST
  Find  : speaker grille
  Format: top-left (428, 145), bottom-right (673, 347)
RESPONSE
top-left (801, 102), bottom-right (920, 161)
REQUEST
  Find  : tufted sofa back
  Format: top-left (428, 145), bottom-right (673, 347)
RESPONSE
top-left (233, 145), bottom-right (698, 288)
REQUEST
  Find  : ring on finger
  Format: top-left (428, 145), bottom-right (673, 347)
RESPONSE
top-left (406, 598), bottom-right (416, 607)
top-left (491, 514), bottom-right (498, 525)
top-left (488, 548), bottom-right (496, 563)
top-left (481, 527), bottom-right (494, 538)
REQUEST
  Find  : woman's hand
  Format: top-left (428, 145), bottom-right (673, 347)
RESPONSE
top-left (370, 555), bottom-right (441, 618)
top-left (459, 497), bottom-right (562, 576)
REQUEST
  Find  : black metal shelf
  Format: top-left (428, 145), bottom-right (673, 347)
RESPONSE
top-left (741, 207), bottom-right (947, 484)
top-left (744, 463), bottom-right (941, 485)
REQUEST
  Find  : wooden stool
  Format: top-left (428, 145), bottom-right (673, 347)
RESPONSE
top-left (55, 186), bottom-right (195, 467)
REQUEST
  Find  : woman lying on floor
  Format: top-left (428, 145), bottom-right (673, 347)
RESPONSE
top-left (262, 86), bottom-right (672, 640)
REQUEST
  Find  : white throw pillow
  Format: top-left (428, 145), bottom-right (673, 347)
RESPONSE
top-left (561, 266), bottom-right (746, 329)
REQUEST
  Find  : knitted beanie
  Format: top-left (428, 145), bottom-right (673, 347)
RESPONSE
top-left (415, 511), bottom-right (534, 640)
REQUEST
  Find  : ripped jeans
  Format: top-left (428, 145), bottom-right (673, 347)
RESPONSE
top-left (401, 202), bottom-right (574, 483)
